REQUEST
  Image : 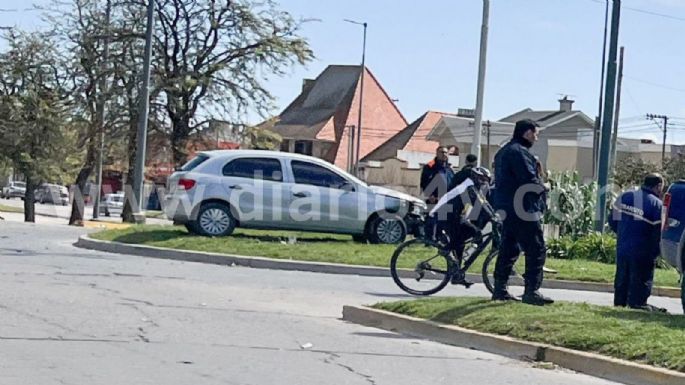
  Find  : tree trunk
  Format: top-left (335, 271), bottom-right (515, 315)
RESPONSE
top-left (24, 178), bottom-right (37, 223)
top-left (69, 140), bottom-right (97, 226)
top-left (171, 118), bottom-right (191, 167)
top-left (121, 120), bottom-right (138, 223)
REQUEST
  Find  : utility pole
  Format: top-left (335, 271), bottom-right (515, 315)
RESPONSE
top-left (471, 0), bottom-right (490, 166)
top-left (593, 0), bottom-right (610, 178)
top-left (646, 113), bottom-right (669, 167)
top-left (132, 0), bottom-right (155, 222)
top-left (344, 19), bottom-right (367, 177)
top-left (92, 0), bottom-right (112, 219)
top-left (595, 0), bottom-right (621, 232)
top-left (346, 125), bottom-right (355, 173)
top-left (609, 46), bottom-right (624, 182)
top-left (482, 120), bottom-right (492, 167)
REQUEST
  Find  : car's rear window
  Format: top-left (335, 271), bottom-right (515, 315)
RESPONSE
top-left (112, 196), bottom-right (123, 202)
top-left (181, 154), bottom-right (209, 172)
top-left (14, 182), bottom-right (25, 188)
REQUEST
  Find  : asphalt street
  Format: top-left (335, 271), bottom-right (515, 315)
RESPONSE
top-left (1, 219), bottom-right (677, 384)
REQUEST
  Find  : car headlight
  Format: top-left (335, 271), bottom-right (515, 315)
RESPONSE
top-left (410, 203), bottom-right (425, 216)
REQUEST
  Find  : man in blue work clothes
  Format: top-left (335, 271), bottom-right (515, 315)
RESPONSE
top-left (609, 174), bottom-right (666, 312)
top-left (420, 146), bottom-right (455, 205)
top-left (492, 119), bottom-right (553, 305)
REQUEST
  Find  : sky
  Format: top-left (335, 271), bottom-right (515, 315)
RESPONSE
top-left (3, 0), bottom-right (685, 143)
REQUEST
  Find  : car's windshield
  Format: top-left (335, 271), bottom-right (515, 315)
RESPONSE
top-left (14, 182), bottom-right (25, 188)
top-left (111, 196), bottom-right (124, 203)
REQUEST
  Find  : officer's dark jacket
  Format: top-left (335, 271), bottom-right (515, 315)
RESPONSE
top-left (420, 159), bottom-right (455, 200)
top-left (609, 187), bottom-right (662, 259)
top-left (493, 137), bottom-right (545, 216)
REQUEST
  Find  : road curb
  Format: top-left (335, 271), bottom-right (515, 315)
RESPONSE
top-left (75, 235), bottom-right (681, 298)
top-left (341, 305), bottom-right (685, 385)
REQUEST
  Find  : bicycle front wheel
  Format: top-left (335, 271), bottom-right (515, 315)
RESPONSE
top-left (390, 238), bottom-right (451, 296)
top-left (481, 248), bottom-right (498, 294)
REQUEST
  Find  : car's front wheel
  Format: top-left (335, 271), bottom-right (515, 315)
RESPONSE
top-left (368, 215), bottom-right (407, 244)
top-left (193, 202), bottom-right (237, 237)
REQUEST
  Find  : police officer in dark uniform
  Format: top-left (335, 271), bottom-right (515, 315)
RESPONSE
top-left (452, 154), bottom-right (478, 187)
top-left (492, 119), bottom-right (553, 305)
top-left (420, 146), bottom-right (455, 204)
top-left (609, 174), bottom-right (666, 312)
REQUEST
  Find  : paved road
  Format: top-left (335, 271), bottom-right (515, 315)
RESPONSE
top-left (0, 222), bottom-right (675, 384)
top-left (1, 198), bottom-right (171, 225)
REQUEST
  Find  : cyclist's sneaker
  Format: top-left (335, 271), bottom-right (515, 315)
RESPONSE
top-left (521, 291), bottom-right (554, 306)
top-left (491, 291), bottom-right (520, 302)
top-left (450, 275), bottom-right (473, 288)
top-left (630, 304), bottom-right (668, 313)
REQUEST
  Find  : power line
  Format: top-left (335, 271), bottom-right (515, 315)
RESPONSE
top-left (624, 75), bottom-right (685, 93)
top-left (586, 0), bottom-right (685, 22)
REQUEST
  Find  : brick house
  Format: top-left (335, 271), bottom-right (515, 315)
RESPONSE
top-left (270, 65), bottom-right (407, 171)
top-left (359, 111), bottom-right (459, 196)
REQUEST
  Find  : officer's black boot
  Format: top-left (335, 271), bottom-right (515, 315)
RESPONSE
top-left (491, 280), bottom-right (519, 302)
top-left (521, 288), bottom-right (554, 306)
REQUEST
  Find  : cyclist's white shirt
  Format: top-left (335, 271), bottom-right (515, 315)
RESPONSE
top-left (429, 178), bottom-right (474, 216)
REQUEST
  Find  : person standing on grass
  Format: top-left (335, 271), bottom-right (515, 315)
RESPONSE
top-left (420, 146), bottom-right (455, 205)
top-left (492, 119), bottom-right (553, 306)
top-left (609, 173), bottom-right (667, 313)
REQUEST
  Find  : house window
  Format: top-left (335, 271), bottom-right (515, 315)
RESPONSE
top-left (294, 140), bottom-right (313, 155)
top-left (280, 139), bottom-right (291, 152)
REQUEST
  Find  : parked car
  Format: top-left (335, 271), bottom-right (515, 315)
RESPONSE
top-left (164, 150), bottom-right (426, 244)
top-left (660, 180), bottom-right (685, 312)
top-left (1, 181), bottom-right (26, 199)
top-left (35, 184), bottom-right (69, 206)
top-left (99, 193), bottom-right (124, 216)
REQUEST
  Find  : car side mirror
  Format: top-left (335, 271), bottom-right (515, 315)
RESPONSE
top-left (340, 181), bottom-right (356, 192)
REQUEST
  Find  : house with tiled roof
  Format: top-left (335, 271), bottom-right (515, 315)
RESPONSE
top-left (359, 111), bottom-right (459, 196)
top-left (270, 65), bottom-right (407, 172)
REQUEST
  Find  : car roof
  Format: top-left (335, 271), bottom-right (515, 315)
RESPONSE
top-left (199, 150), bottom-right (324, 163)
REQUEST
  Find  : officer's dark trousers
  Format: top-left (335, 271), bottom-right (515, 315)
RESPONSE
top-left (494, 216), bottom-right (546, 291)
top-left (614, 253), bottom-right (656, 308)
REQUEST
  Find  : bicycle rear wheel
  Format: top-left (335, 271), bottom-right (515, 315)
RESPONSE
top-left (390, 238), bottom-right (451, 296)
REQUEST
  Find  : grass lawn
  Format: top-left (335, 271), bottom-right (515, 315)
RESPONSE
top-left (0, 203), bottom-right (23, 213)
top-left (91, 225), bottom-right (682, 288)
top-left (144, 210), bottom-right (164, 219)
top-left (374, 297), bottom-right (685, 372)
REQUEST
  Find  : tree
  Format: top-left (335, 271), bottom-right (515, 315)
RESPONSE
top-left (45, 0), bottom-right (114, 225)
top-left (0, 31), bottom-right (74, 222)
top-left (612, 157), bottom-right (658, 189)
top-left (150, 0), bottom-right (313, 165)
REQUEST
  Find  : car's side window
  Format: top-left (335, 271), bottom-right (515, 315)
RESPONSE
top-left (291, 160), bottom-right (350, 190)
top-left (222, 158), bottom-right (283, 182)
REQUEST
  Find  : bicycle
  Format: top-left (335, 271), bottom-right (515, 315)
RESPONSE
top-left (390, 216), bottom-right (503, 296)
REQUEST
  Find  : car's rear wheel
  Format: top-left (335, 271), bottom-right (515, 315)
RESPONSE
top-left (368, 215), bottom-right (407, 244)
top-left (193, 202), bottom-right (236, 237)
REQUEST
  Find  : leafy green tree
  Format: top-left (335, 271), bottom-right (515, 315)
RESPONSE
top-left (0, 31), bottom-right (74, 222)
top-left (149, 0), bottom-right (313, 165)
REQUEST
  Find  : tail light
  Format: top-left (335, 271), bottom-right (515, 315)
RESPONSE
top-left (178, 178), bottom-right (196, 190)
top-left (662, 192), bottom-right (671, 231)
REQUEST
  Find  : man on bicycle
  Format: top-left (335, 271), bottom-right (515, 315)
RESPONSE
top-left (427, 166), bottom-right (497, 285)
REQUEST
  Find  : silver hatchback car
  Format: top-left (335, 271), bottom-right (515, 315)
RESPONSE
top-left (164, 150), bottom-right (426, 244)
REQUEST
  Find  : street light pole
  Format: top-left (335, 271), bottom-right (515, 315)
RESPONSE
top-left (471, 0), bottom-right (490, 166)
top-left (344, 19), bottom-right (367, 176)
top-left (132, 0), bottom-right (155, 222)
top-left (92, 0), bottom-right (112, 219)
top-left (595, 0), bottom-right (621, 232)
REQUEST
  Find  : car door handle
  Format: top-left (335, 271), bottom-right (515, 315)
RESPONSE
top-left (229, 185), bottom-right (243, 190)
top-left (293, 192), bottom-right (309, 198)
